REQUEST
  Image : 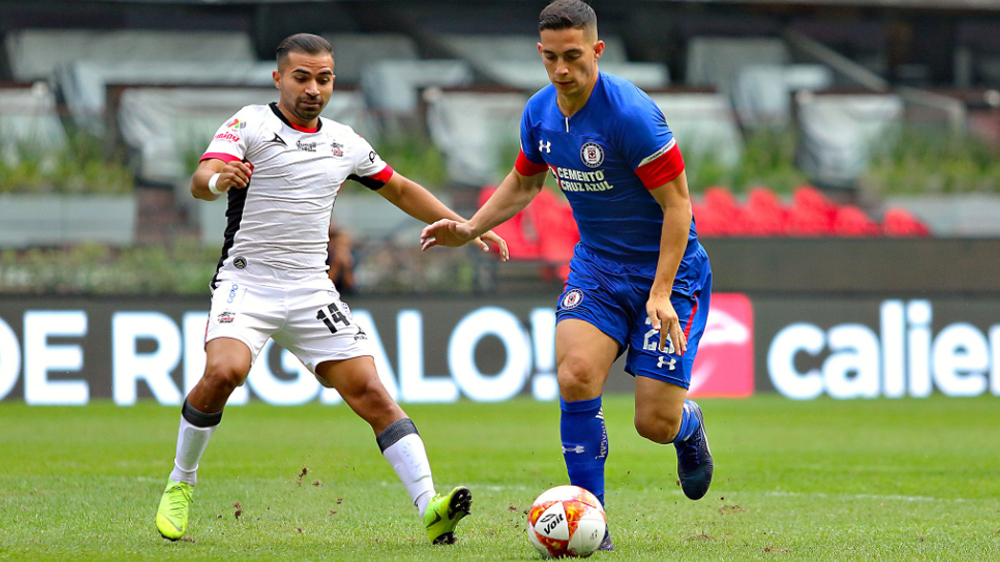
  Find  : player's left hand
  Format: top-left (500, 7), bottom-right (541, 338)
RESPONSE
top-left (477, 230), bottom-right (509, 261)
top-left (646, 292), bottom-right (687, 355)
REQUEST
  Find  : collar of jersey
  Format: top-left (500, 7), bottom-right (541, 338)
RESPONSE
top-left (269, 102), bottom-right (321, 133)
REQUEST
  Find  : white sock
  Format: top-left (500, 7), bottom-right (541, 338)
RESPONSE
top-left (382, 433), bottom-right (436, 517)
top-left (168, 415), bottom-right (217, 486)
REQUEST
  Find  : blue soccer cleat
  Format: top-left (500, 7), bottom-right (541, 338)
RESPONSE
top-left (598, 528), bottom-right (614, 551)
top-left (675, 401), bottom-right (713, 500)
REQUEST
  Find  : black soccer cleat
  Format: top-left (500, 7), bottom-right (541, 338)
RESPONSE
top-left (675, 400), bottom-right (714, 500)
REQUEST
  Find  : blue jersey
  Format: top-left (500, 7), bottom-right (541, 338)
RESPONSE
top-left (516, 72), bottom-right (705, 296)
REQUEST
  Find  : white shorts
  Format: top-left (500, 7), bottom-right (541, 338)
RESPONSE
top-left (206, 275), bottom-right (371, 385)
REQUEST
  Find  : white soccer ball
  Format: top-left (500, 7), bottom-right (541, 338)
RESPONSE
top-left (527, 485), bottom-right (607, 558)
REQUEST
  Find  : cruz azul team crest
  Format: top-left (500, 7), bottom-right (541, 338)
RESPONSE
top-left (580, 142), bottom-right (604, 168)
top-left (561, 289), bottom-right (584, 310)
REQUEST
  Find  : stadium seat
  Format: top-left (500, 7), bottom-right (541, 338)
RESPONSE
top-left (742, 186), bottom-right (789, 236)
top-left (529, 188), bottom-right (579, 266)
top-left (788, 185), bottom-right (837, 235)
top-left (833, 205), bottom-right (881, 237)
top-left (881, 207), bottom-right (931, 237)
top-left (699, 186), bottom-right (747, 236)
top-left (478, 187), bottom-right (542, 260)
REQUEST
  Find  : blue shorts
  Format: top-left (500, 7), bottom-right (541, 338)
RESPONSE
top-left (555, 244), bottom-right (712, 389)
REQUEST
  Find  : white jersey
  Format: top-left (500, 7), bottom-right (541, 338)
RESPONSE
top-left (201, 103), bottom-right (391, 288)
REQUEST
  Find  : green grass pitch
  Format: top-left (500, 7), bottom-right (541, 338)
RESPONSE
top-left (1, 394), bottom-right (998, 561)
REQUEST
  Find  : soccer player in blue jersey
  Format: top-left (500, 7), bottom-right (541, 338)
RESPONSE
top-left (421, 0), bottom-right (713, 550)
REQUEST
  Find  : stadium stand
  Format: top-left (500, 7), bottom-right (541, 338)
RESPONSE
top-left (694, 185), bottom-right (931, 237)
top-left (649, 93), bottom-right (743, 171)
top-left (4, 30), bottom-right (257, 82)
top-left (0, 82), bottom-right (65, 153)
top-left (794, 92), bottom-right (904, 189)
top-left (425, 90), bottom-right (528, 186)
top-left (685, 37), bottom-right (790, 93)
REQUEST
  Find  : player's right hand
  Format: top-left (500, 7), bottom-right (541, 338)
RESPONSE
top-left (218, 161), bottom-right (253, 192)
top-left (420, 219), bottom-right (477, 251)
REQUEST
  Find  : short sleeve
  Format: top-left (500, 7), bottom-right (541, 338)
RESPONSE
top-left (201, 109), bottom-right (251, 164)
top-left (516, 105), bottom-right (548, 176)
top-left (347, 133), bottom-right (394, 190)
top-left (618, 98), bottom-right (685, 189)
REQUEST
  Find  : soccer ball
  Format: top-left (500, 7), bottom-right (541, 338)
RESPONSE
top-left (527, 485), bottom-right (607, 558)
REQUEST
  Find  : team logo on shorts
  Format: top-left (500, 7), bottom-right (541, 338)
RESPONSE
top-left (233, 256), bottom-right (247, 269)
top-left (217, 311), bottom-right (236, 324)
top-left (561, 289), bottom-right (584, 310)
top-left (580, 142), bottom-right (604, 168)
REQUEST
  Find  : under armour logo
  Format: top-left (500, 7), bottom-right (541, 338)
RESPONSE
top-left (539, 139), bottom-right (551, 153)
top-left (658, 356), bottom-right (677, 370)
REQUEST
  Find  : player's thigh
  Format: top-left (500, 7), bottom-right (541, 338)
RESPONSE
top-left (555, 319), bottom-right (619, 401)
top-left (205, 280), bottom-right (282, 379)
top-left (624, 291), bottom-right (700, 389)
top-left (273, 286), bottom-right (375, 385)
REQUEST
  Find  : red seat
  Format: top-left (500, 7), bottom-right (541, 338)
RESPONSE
top-left (699, 186), bottom-right (747, 236)
top-left (478, 187), bottom-right (541, 259)
top-left (881, 207), bottom-right (931, 237)
top-left (742, 186), bottom-right (789, 236)
top-left (528, 188), bottom-right (579, 265)
top-left (833, 205), bottom-right (881, 237)
top-left (788, 185), bottom-right (837, 236)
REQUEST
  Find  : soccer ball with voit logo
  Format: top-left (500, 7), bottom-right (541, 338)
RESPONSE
top-left (527, 485), bottom-right (607, 558)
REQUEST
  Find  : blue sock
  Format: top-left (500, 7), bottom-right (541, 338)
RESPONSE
top-left (560, 395), bottom-right (608, 506)
top-left (672, 400), bottom-right (702, 444)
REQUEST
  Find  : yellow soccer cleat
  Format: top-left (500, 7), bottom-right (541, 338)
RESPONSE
top-left (423, 486), bottom-right (472, 545)
top-left (156, 479), bottom-right (193, 540)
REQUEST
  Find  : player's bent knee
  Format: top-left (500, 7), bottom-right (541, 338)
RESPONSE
top-left (201, 362), bottom-right (246, 395)
top-left (634, 414), bottom-right (681, 444)
top-left (557, 356), bottom-right (603, 398)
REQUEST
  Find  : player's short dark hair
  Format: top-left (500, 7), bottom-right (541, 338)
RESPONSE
top-left (538, 0), bottom-right (597, 33)
top-left (276, 33), bottom-right (333, 64)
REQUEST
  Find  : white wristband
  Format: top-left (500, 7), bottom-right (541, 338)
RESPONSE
top-left (207, 173), bottom-right (223, 195)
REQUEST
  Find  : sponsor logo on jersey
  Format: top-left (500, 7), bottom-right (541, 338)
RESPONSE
top-left (331, 141), bottom-right (344, 157)
top-left (580, 142), bottom-right (604, 168)
top-left (226, 118), bottom-right (247, 129)
top-left (368, 150), bottom-right (377, 163)
top-left (561, 289), bottom-right (584, 310)
top-left (296, 140), bottom-right (317, 152)
top-left (265, 133), bottom-right (287, 147)
top-left (554, 167), bottom-right (615, 193)
top-left (214, 131), bottom-right (241, 143)
top-left (218, 311), bottom-right (236, 324)
top-left (233, 256), bottom-right (247, 269)
top-left (539, 139), bottom-right (551, 153)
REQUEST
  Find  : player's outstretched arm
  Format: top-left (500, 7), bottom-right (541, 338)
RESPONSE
top-left (646, 170), bottom-right (694, 355)
top-left (376, 171), bottom-right (509, 260)
top-left (420, 167), bottom-right (545, 253)
top-left (190, 159), bottom-right (252, 201)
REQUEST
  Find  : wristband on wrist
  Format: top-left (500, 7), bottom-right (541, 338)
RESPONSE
top-left (207, 173), bottom-right (223, 195)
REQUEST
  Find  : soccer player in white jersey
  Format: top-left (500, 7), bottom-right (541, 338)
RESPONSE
top-left (155, 33), bottom-right (507, 545)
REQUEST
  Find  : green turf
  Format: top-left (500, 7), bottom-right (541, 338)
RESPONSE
top-left (1, 394), bottom-right (998, 561)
